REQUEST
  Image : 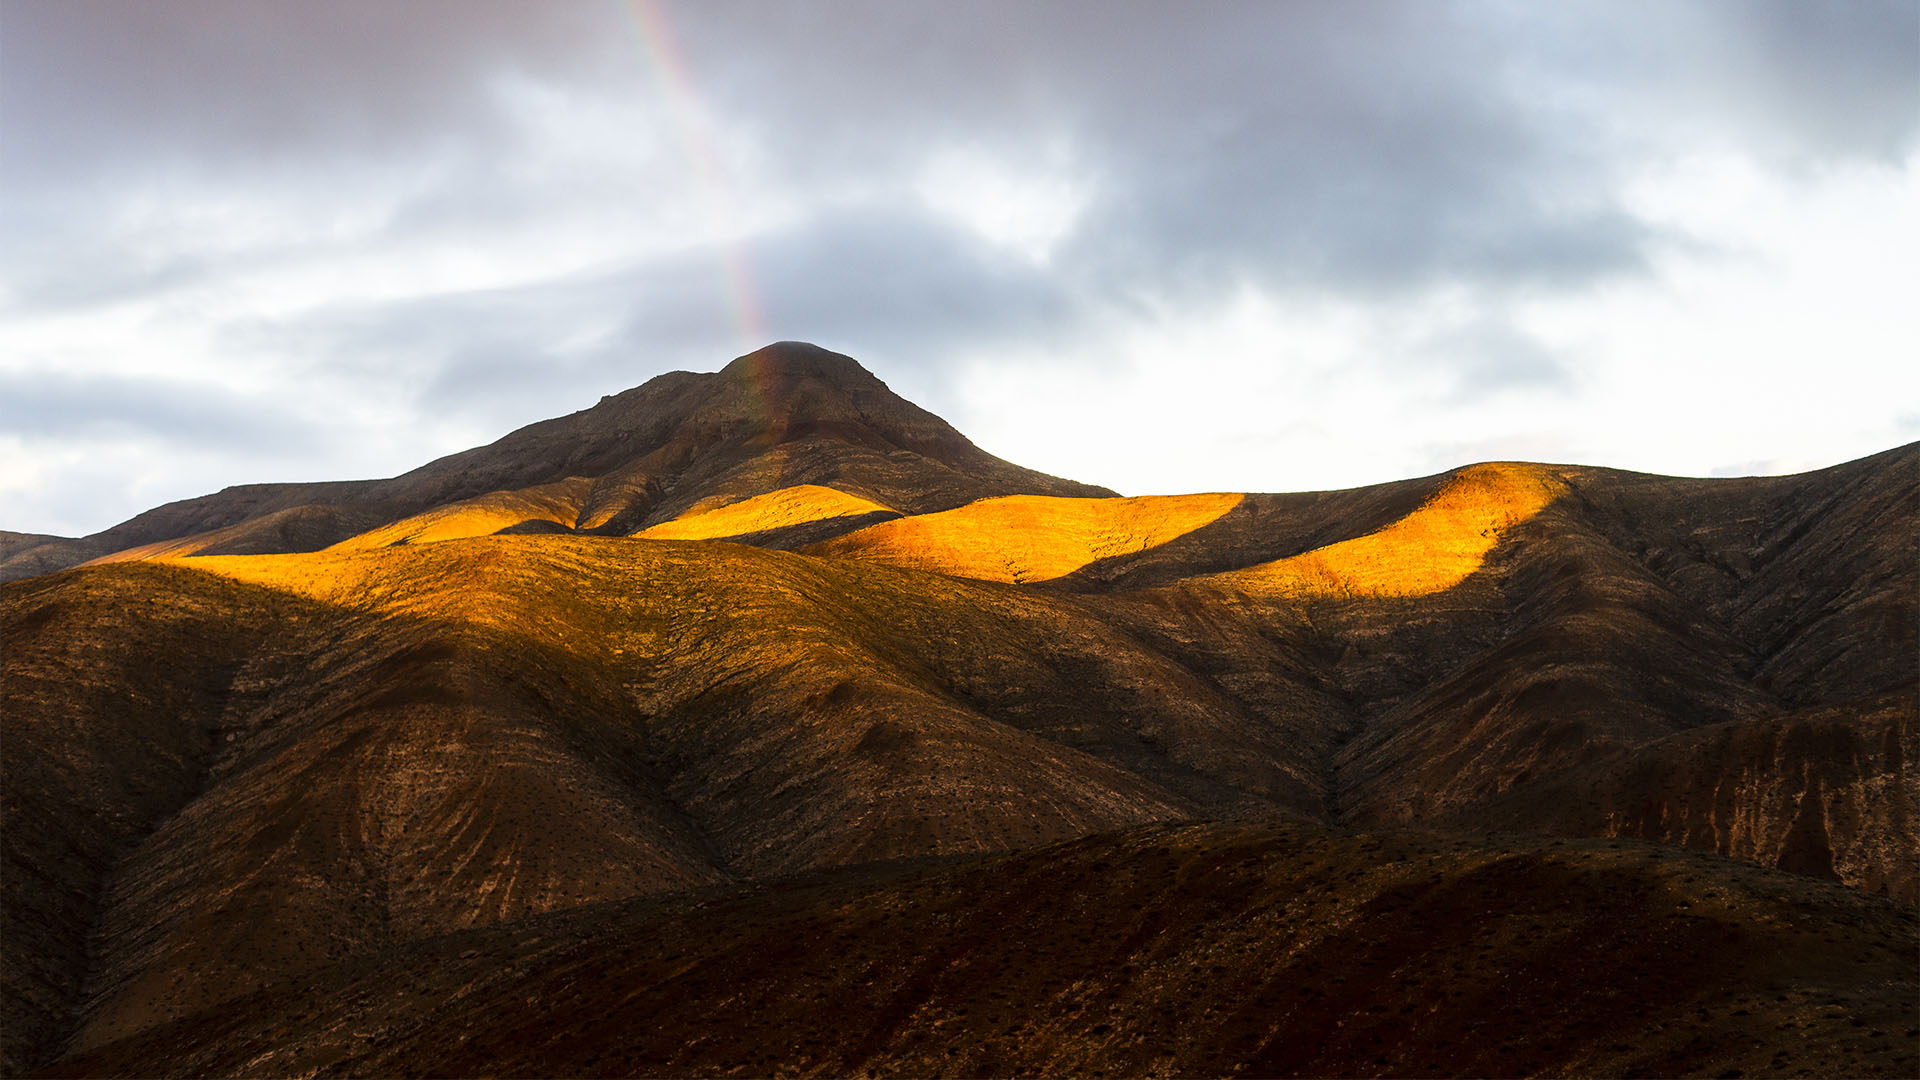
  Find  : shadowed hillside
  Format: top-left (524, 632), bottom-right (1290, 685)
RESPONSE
top-left (35, 825), bottom-right (1920, 1080)
top-left (3, 345), bottom-right (1913, 1077)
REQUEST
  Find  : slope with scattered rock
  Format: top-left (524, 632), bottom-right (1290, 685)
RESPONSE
top-left (2, 344), bottom-right (1913, 1077)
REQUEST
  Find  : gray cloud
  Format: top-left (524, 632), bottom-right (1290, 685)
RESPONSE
top-left (215, 273), bottom-right (640, 439)
top-left (675, 1), bottom-right (1915, 294)
top-left (3, 0), bottom-right (1915, 534)
top-left (210, 205), bottom-right (1080, 437)
top-left (10, 2), bottom-right (1913, 311)
top-left (0, 452), bottom-right (154, 542)
top-left (13, 2), bottom-right (1911, 306)
top-left (1409, 319), bottom-right (1575, 399)
top-left (1624, 0), bottom-right (1920, 163)
top-left (0, 1), bottom-right (618, 182)
top-left (744, 208), bottom-right (1082, 356)
top-left (0, 369), bottom-right (331, 457)
top-left (673, 2), bottom-right (1657, 295)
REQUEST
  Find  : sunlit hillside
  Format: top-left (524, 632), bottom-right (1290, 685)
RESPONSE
top-left (3, 347), bottom-right (1913, 1079)
top-left (813, 491), bottom-right (1245, 583)
top-left (329, 477), bottom-right (599, 549)
top-left (636, 484), bottom-right (897, 541)
top-left (1207, 462), bottom-right (1563, 599)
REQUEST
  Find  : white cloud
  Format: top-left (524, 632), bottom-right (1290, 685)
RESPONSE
top-left (946, 147), bottom-right (1920, 495)
top-left (1512, 150), bottom-right (1920, 476)
top-left (915, 145), bottom-right (1093, 264)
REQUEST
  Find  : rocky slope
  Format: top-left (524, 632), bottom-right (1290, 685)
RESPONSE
top-left (37, 824), bottom-right (1920, 1079)
top-left (2, 345), bottom-right (1913, 1077)
top-left (0, 342), bottom-right (1108, 582)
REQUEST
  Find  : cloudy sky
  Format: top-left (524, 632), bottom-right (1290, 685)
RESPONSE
top-left (3, 1), bottom-right (1916, 537)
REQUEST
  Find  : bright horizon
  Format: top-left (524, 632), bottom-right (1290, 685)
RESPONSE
top-left (3, 1), bottom-right (1917, 537)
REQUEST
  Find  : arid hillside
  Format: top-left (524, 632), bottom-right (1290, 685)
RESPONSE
top-left (3, 345), bottom-right (1913, 1077)
top-left (0, 343), bottom-right (1107, 583)
top-left (37, 824), bottom-right (1919, 1080)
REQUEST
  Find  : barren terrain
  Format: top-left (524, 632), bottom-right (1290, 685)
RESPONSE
top-left (3, 343), bottom-right (1913, 1076)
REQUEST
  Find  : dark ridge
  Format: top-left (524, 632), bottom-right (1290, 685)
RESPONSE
top-left (37, 824), bottom-right (1919, 1079)
top-left (721, 340), bottom-right (878, 383)
top-left (492, 518), bottom-right (577, 536)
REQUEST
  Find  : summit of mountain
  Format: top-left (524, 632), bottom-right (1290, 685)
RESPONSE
top-left (0, 342), bottom-right (1109, 581)
top-left (385, 341), bottom-right (1109, 519)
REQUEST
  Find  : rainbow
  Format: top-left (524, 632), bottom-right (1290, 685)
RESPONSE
top-left (618, 0), bottom-right (770, 351)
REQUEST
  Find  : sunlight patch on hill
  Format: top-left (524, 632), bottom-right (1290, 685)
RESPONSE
top-left (174, 535), bottom-right (931, 662)
top-left (1206, 463), bottom-right (1561, 599)
top-left (330, 478), bottom-right (594, 550)
top-left (635, 485), bottom-right (896, 542)
top-left (182, 547), bottom-right (504, 626)
top-left (79, 533), bottom-right (230, 566)
top-left (177, 541), bottom-right (701, 670)
top-left (74, 505), bottom-right (379, 566)
top-left (813, 492), bottom-right (1245, 584)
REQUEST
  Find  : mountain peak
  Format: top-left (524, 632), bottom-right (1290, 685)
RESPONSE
top-left (722, 341), bottom-right (877, 386)
top-left (711, 341), bottom-right (893, 421)
top-left (0, 343), bottom-right (1113, 579)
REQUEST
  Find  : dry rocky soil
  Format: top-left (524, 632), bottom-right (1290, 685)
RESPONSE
top-left (3, 342), bottom-right (1914, 1077)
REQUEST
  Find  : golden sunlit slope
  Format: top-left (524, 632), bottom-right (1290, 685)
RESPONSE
top-left (74, 535), bottom-right (226, 566)
top-left (813, 491), bottom-right (1245, 583)
top-left (178, 536), bottom-right (1330, 828)
top-left (1276, 449), bottom-right (1918, 901)
top-left (808, 463), bottom-right (1556, 595)
top-left (75, 475), bottom-right (638, 565)
top-left (5, 443), bottom-right (1915, 1076)
top-left (74, 535), bottom-right (249, 567)
top-left (5, 533), bottom-right (1351, 1068)
top-left (1204, 462), bottom-right (1563, 599)
top-left (635, 484), bottom-right (896, 542)
top-left (3, 326), bottom-right (1915, 1079)
top-left (78, 478), bottom-right (611, 566)
top-left (327, 477), bottom-right (595, 549)
top-left (66, 504), bottom-right (395, 566)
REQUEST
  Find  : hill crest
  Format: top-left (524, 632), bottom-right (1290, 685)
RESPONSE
top-left (0, 342), bottom-right (1110, 581)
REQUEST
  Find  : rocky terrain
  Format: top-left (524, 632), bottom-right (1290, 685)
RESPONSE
top-left (36, 825), bottom-right (1920, 1080)
top-left (0, 343), bottom-right (1107, 583)
top-left (3, 342), bottom-right (1914, 1077)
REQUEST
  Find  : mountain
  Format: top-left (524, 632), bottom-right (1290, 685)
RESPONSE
top-left (0, 342), bottom-right (1109, 581)
top-left (3, 344), bottom-right (1914, 1077)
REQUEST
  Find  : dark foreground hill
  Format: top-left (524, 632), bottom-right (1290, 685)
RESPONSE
top-left (2, 344), bottom-right (1914, 1076)
top-left (37, 824), bottom-right (1919, 1079)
